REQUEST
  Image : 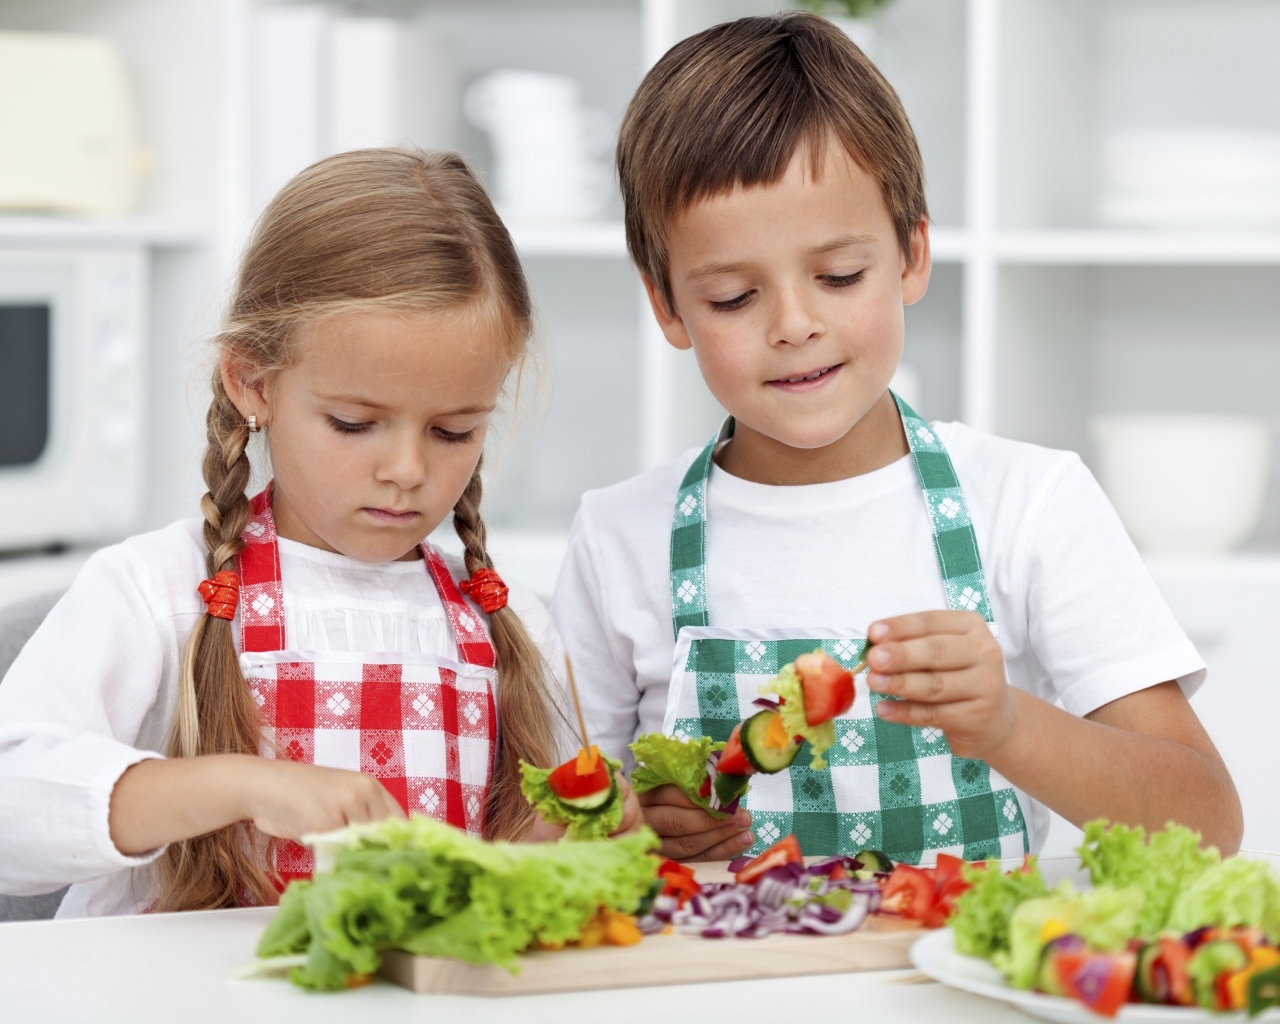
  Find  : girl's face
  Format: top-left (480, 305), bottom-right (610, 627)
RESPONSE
top-left (225, 306), bottom-right (510, 562)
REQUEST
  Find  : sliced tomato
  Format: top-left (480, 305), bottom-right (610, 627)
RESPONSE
top-left (924, 872), bottom-right (972, 928)
top-left (1159, 937), bottom-right (1194, 1006)
top-left (717, 723), bottom-right (753, 777)
top-left (734, 834), bottom-right (803, 884)
top-left (934, 853), bottom-right (965, 892)
top-left (697, 776), bottom-right (712, 799)
top-left (1056, 951), bottom-right (1137, 1019)
top-left (829, 864), bottom-right (849, 881)
top-left (880, 864), bottom-right (937, 922)
top-left (793, 650), bottom-right (855, 726)
top-left (547, 750), bottom-right (612, 800)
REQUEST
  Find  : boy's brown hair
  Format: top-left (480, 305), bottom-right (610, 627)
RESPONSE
top-left (617, 11), bottom-right (927, 311)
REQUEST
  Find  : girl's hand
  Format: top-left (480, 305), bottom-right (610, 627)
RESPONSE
top-left (865, 610), bottom-right (1016, 760)
top-left (610, 775), bottom-right (645, 837)
top-left (637, 784), bottom-right (754, 861)
top-left (239, 758), bottom-right (406, 841)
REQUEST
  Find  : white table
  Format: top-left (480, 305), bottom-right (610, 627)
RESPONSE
top-left (0, 906), bottom-right (1031, 1024)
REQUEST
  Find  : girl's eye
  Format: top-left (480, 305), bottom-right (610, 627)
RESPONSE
top-left (709, 290), bottom-right (753, 312)
top-left (433, 427), bottom-right (476, 445)
top-left (821, 270), bottom-right (865, 288)
top-left (327, 415), bottom-right (372, 434)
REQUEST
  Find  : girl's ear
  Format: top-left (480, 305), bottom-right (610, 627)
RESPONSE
top-left (901, 217), bottom-right (932, 307)
top-left (219, 349), bottom-right (270, 426)
top-left (641, 275), bottom-right (694, 352)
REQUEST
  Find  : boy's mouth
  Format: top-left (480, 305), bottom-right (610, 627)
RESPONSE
top-left (766, 363), bottom-right (842, 392)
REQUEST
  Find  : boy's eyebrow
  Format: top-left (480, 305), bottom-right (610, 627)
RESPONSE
top-left (686, 233), bottom-right (879, 280)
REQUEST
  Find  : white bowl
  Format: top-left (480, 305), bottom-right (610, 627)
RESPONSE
top-left (1090, 414), bottom-right (1271, 553)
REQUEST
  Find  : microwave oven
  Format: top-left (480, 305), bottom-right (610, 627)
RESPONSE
top-left (0, 248), bottom-right (147, 549)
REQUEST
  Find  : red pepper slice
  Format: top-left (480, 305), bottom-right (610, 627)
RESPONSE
top-left (734, 834), bottom-right (803, 884)
top-left (934, 853), bottom-right (965, 892)
top-left (881, 864), bottom-right (937, 921)
top-left (717, 723), bottom-right (753, 777)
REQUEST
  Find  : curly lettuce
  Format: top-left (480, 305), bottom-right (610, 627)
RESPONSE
top-left (1169, 856), bottom-right (1280, 941)
top-left (518, 754), bottom-right (624, 840)
top-left (257, 814), bottom-right (660, 990)
top-left (1077, 819), bottom-right (1219, 937)
top-left (764, 660), bottom-right (835, 769)
top-left (628, 732), bottom-right (727, 817)
top-left (950, 858), bottom-right (1049, 961)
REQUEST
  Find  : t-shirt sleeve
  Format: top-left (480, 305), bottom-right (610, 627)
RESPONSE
top-left (551, 509), bottom-right (643, 768)
top-left (0, 547), bottom-right (172, 895)
top-left (1020, 456), bottom-right (1205, 717)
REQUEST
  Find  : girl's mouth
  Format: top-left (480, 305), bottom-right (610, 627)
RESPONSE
top-left (766, 363), bottom-right (842, 392)
top-left (362, 507), bottom-right (421, 524)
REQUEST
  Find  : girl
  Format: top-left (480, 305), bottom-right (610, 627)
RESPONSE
top-left (0, 149), bottom-right (637, 917)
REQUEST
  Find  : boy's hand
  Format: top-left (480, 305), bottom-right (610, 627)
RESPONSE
top-left (637, 784), bottom-right (755, 861)
top-left (864, 610), bottom-right (1016, 761)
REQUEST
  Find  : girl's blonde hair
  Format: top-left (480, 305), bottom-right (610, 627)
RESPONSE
top-left (155, 149), bottom-right (558, 912)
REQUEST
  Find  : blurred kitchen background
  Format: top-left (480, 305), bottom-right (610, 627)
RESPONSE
top-left (1, 0), bottom-right (1280, 855)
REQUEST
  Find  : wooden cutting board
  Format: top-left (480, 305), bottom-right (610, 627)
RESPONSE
top-left (377, 861), bottom-right (921, 996)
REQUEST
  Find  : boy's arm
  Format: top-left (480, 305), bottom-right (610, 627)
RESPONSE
top-left (865, 611), bottom-right (1243, 853)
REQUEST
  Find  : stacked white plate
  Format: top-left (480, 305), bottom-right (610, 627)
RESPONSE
top-left (1101, 126), bottom-right (1280, 229)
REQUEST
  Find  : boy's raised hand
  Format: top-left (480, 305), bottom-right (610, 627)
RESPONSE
top-left (637, 785), bottom-right (755, 861)
top-left (864, 610), bottom-right (1017, 761)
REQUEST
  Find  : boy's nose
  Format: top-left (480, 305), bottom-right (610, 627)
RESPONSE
top-left (767, 286), bottom-right (824, 347)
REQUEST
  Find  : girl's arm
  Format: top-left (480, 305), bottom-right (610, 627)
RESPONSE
top-left (866, 610), bottom-right (1243, 853)
top-left (108, 756), bottom-right (404, 856)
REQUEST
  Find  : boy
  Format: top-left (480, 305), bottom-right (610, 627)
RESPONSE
top-left (552, 13), bottom-right (1241, 863)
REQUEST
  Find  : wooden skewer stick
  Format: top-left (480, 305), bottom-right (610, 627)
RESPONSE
top-left (564, 654), bottom-right (592, 752)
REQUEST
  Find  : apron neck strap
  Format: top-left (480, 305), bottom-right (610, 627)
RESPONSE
top-left (667, 392), bottom-right (993, 640)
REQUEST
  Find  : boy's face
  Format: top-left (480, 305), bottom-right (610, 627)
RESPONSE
top-left (647, 142), bottom-right (930, 455)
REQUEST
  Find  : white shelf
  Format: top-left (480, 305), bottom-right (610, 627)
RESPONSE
top-left (997, 230), bottom-right (1280, 266)
top-left (0, 216), bottom-right (209, 249)
top-left (508, 221), bottom-right (628, 258)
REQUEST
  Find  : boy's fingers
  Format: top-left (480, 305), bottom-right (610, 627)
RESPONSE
top-left (636, 783), bottom-right (699, 811)
top-left (683, 830), bottom-right (757, 863)
top-left (659, 817), bottom-right (754, 861)
top-left (866, 633), bottom-right (979, 675)
top-left (868, 667), bottom-right (986, 703)
top-left (867, 609), bottom-right (985, 643)
top-left (874, 697), bottom-right (948, 729)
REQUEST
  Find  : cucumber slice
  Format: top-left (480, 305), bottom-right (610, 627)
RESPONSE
top-left (1037, 942), bottom-right (1068, 996)
top-left (557, 775), bottom-right (618, 812)
top-left (1133, 942), bottom-right (1162, 1004)
top-left (853, 849), bottom-right (893, 873)
top-left (713, 770), bottom-right (752, 808)
top-left (740, 710), bottom-right (801, 774)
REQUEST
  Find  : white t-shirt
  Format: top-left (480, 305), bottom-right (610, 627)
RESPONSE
top-left (551, 421), bottom-right (1206, 853)
top-left (0, 518), bottom-right (568, 918)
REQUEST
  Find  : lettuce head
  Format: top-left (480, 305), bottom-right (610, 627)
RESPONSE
top-left (1168, 856), bottom-right (1280, 941)
top-left (950, 858), bottom-right (1048, 961)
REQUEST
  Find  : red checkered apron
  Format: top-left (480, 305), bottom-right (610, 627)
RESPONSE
top-left (236, 490), bottom-right (497, 882)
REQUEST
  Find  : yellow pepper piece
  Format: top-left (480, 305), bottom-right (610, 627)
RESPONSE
top-left (575, 745), bottom-right (601, 775)
top-left (576, 913), bottom-right (607, 949)
top-left (603, 909), bottom-right (643, 946)
top-left (1039, 918), bottom-right (1069, 945)
top-left (764, 712), bottom-right (791, 750)
top-left (1226, 948), bottom-right (1280, 1010)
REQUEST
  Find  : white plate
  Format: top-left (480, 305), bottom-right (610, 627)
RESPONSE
top-left (910, 928), bottom-right (1280, 1023)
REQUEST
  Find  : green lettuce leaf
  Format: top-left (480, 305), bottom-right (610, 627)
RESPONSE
top-left (1076, 819), bottom-right (1219, 937)
top-left (764, 661), bottom-right (836, 770)
top-left (260, 814), bottom-right (661, 985)
top-left (628, 732), bottom-right (727, 817)
top-left (1168, 856), bottom-right (1280, 942)
top-left (1000, 886), bottom-right (1144, 989)
top-left (518, 754), bottom-right (625, 840)
top-left (950, 858), bottom-right (1049, 961)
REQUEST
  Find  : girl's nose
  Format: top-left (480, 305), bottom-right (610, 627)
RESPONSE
top-left (374, 431), bottom-right (428, 490)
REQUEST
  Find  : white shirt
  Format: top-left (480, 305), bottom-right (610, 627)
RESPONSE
top-left (0, 518), bottom-right (567, 917)
top-left (551, 421), bottom-right (1206, 852)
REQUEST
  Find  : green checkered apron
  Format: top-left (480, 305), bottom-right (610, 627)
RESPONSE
top-left (661, 393), bottom-right (1030, 864)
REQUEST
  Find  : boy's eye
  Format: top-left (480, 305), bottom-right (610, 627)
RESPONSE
top-left (433, 427), bottom-right (476, 445)
top-left (820, 270), bottom-right (865, 288)
top-left (709, 290), bottom-right (753, 312)
top-left (327, 415), bottom-right (372, 434)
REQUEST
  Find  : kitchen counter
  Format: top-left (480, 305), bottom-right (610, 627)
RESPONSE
top-left (0, 906), bottom-right (1028, 1024)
